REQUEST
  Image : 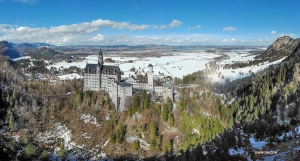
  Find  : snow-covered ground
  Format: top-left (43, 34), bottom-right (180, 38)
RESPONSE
top-left (228, 147), bottom-right (245, 155)
top-left (278, 125), bottom-right (300, 140)
top-left (126, 134), bottom-right (150, 150)
top-left (36, 122), bottom-right (109, 160)
top-left (12, 56), bottom-right (31, 61)
top-left (41, 50), bottom-right (284, 83)
top-left (249, 136), bottom-right (267, 150)
top-left (80, 114), bottom-right (100, 127)
top-left (208, 56), bottom-right (287, 83)
top-left (58, 73), bottom-right (83, 80)
top-left (36, 122), bottom-right (77, 150)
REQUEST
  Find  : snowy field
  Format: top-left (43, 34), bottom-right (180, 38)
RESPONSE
top-left (209, 56), bottom-right (287, 83)
top-left (15, 49), bottom-right (282, 84)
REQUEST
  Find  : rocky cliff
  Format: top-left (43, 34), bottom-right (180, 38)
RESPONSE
top-left (262, 36), bottom-right (300, 58)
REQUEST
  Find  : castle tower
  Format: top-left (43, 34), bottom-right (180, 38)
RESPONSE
top-left (147, 63), bottom-right (154, 90)
top-left (97, 61), bottom-right (101, 90)
top-left (98, 49), bottom-right (104, 66)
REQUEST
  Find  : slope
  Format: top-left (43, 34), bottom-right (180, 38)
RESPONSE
top-left (0, 41), bottom-right (21, 59)
top-left (256, 36), bottom-right (300, 59)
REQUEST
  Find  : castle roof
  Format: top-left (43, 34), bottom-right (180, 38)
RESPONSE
top-left (84, 63), bottom-right (120, 75)
top-left (85, 64), bottom-right (98, 74)
top-left (119, 81), bottom-right (132, 87)
top-left (102, 65), bottom-right (120, 75)
top-left (148, 63), bottom-right (153, 67)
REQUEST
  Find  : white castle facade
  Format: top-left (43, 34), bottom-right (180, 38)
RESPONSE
top-left (84, 50), bottom-right (173, 112)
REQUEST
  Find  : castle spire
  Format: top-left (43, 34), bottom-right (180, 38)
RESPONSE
top-left (98, 49), bottom-right (104, 66)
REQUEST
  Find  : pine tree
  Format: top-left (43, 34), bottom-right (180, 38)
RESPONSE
top-left (143, 90), bottom-right (149, 109)
top-left (8, 110), bottom-right (14, 134)
top-left (164, 140), bottom-right (172, 153)
top-left (151, 121), bottom-right (157, 140)
top-left (162, 108), bottom-right (168, 121)
top-left (168, 113), bottom-right (174, 127)
top-left (25, 143), bottom-right (36, 156)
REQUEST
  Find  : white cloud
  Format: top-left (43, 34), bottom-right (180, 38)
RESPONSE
top-left (279, 33), bottom-right (296, 38)
top-left (270, 30), bottom-right (277, 35)
top-left (222, 27), bottom-right (237, 31)
top-left (0, 19), bottom-right (151, 44)
top-left (135, 6), bottom-right (139, 10)
top-left (160, 25), bottom-right (168, 30)
top-left (169, 20), bottom-right (183, 28)
top-left (0, 20), bottom-right (277, 45)
top-left (188, 25), bottom-right (202, 30)
top-left (14, 0), bottom-right (39, 4)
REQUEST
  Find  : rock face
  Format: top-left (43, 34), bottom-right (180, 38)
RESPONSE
top-left (0, 41), bottom-right (21, 59)
top-left (263, 36), bottom-right (300, 58)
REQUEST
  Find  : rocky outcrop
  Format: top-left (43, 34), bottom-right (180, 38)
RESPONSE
top-left (261, 36), bottom-right (300, 58)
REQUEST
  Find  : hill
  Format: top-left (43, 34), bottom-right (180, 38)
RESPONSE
top-left (27, 47), bottom-right (64, 59)
top-left (15, 43), bottom-right (36, 53)
top-left (256, 36), bottom-right (300, 59)
top-left (0, 41), bottom-right (21, 59)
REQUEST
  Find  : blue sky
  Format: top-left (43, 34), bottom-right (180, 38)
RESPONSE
top-left (0, 0), bottom-right (299, 45)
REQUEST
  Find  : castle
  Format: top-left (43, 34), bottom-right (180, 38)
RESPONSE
top-left (84, 50), bottom-right (173, 112)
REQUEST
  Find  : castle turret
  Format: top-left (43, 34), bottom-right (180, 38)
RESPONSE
top-left (148, 64), bottom-right (154, 90)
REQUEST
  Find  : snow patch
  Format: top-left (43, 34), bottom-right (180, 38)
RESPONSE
top-left (126, 134), bottom-right (150, 150)
top-left (58, 73), bottom-right (83, 80)
top-left (80, 114), bottom-right (100, 127)
top-left (36, 122), bottom-right (76, 150)
top-left (228, 147), bottom-right (245, 156)
top-left (249, 136), bottom-right (267, 150)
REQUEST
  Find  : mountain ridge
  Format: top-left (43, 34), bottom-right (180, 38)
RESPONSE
top-left (260, 36), bottom-right (300, 58)
top-left (0, 41), bottom-right (21, 59)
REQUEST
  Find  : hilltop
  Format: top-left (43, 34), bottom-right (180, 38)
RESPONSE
top-left (0, 41), bottom-right (21, 59)
top-left (256, 36), bottom-right (300, 59)
top-left (14, 43), bottom-right (36, 53)
top-left (26, 47), bottom-right (65, 59)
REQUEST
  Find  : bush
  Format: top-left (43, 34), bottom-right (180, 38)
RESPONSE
top-left (164, 140), bottom-right (172, 153)
top-left (40, 150), bottom-right (49, 160)
top-left (132, 140), bottom-right (139, 150)
top-left (110, 134), bottom-right (116, 143)
top-left (25, 143), bottom-right (36, 156)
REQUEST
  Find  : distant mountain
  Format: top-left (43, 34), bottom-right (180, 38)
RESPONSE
top-left (27, 47), bottom-right (63, 59)
top-left (31, 43), bottom-right (54, 48)
top-left (0, 41), bottom-right (21, 59)
top-left (257, 36), bottom-right (300, 59)
top-left (15, 43), bottom-right (36, 53)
